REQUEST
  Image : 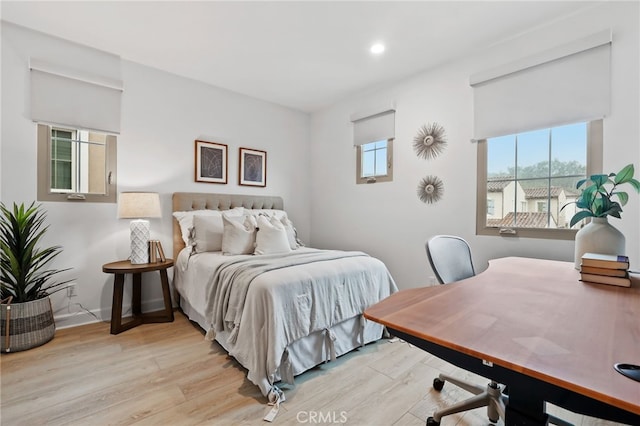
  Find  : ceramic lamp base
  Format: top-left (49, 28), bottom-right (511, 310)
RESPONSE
top-left (130, 219), bottom-right (150, 264)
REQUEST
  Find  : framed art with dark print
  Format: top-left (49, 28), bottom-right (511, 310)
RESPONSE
top-left (239, 147), bottom-right (266, 187)
top-left (195, 140), bottom-right (227, 184)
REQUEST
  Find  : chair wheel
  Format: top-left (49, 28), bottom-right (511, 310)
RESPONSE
top-left (433, 378), bottom-right (445, 391)
top-left (426, 417), bottom-right (440, 426)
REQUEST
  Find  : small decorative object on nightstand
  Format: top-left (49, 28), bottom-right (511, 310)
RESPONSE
top-left (102, 259), bottom-right (174, 334)
top-left (117, 192), bottom-right (162, 264)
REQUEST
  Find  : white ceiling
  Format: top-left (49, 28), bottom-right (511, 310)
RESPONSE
top-left (1, 1), bottom-right (599, 113)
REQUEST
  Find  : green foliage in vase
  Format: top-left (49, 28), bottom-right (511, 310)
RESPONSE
top-left (563, 164), bottom-right (640, 228)
top-left (0, 202), bottom-right (72, 303)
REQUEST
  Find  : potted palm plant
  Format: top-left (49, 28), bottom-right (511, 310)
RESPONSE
top-left (0, 202), bottom-right (72, 352)
top-left (563, 164), bottom-right (640, 268)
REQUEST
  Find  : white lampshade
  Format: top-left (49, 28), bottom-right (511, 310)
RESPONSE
top-left (118, 192), bottom-right (161, 264)
top-left (117, 192), bottom-right (161, 219)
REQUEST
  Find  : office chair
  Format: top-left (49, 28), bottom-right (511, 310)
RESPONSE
top-left (424, 236), bottom-right (572, 426)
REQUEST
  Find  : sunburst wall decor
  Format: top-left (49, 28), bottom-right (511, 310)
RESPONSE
top-left (417, 175), bottom-right (444, 204)
top-left (413, 122), bottom-right (447, 160)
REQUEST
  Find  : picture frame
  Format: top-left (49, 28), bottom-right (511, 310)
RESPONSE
top-left (195, 140), bottom-right (228, 184)
top-left (239, 147), bottom-right (267, 187)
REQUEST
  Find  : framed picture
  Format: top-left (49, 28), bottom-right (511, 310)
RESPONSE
top-left (195, 140), bottom-right (227, 184)
top-left (239, 147), bottom-right (267, 187)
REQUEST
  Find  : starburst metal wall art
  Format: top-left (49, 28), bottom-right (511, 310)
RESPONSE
top-left (413, 122), bottom-right (447, 160)
top-left (417, 175), bottom-right (444, 204)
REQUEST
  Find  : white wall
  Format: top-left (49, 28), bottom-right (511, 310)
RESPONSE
top-left (309, 2), bottom-right (639, 290)
top-left (2, 2), bottom-right (638, 326)
top-left (1, 23), bottom-right (310, 328)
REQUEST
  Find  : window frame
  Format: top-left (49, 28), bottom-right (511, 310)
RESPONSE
top-left (356, 138), bottom-right (393, 184)
top-left (476, 119), bottom-right (603, 240)
top-left (37, 123), bottom-right (117, 203)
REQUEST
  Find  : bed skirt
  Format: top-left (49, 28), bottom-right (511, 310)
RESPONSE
top-left (179, 294), bottom-right (385, 388)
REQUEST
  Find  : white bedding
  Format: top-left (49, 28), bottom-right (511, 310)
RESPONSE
top-left (174, 247), bottom-right (397, 400)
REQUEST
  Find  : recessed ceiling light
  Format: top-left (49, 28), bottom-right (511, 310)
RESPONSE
top-left (370, 43), bottom-right (385, 55)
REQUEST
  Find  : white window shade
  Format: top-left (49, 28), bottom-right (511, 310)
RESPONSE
top-left (30, 59), bottom-right (123, 134)
top-left (352, 109), bottom-right (395, 146)
top-left (470, 30), bottom-right (611, 141)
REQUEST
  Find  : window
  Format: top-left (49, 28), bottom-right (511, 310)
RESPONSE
top-left (37, 124), bottom-right (117, 203)
top-left (50, 128), bottom-right (74, 191)
top-left (476, 120), bottom-right (602, 239)
top-left (356, 139), bottom-right (393, 184)
top-left (351, 107), bottom-right (395, 184)
top-left (487, 199), bottom-right (495, 216)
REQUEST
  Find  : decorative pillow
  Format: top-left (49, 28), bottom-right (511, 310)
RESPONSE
top-left (173, 209), bottom-right (222, 246)
top-left (191, 214), bottom-right (225, 253)
top-left (280, 216), bottom-right (301, 250)
top-left (191, 207), bottom-right (246, 253)
top-left (254, 215), bottom-right (292, 255)
top-left (222, 214), bottom-right (258, 255)
top-left (246, 209), bottom-right (288, 220)
top-left (173, 207), bottom-right (244, 250)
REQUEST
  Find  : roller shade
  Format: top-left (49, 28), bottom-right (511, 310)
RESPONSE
top-left (470, 30), bottom-right (611, 141)
top-left (351, 109), bottom-right (395, 146)
top-left (30, 58), bottom-right (123, 134)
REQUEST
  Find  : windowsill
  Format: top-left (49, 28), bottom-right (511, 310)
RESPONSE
top-left (477, 226), bottom-right (577, 240)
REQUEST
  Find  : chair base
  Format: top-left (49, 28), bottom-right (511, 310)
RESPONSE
top-left (426, 373), bottom-right (574, 426)
top-left (427, 373), bottom-right (505, 425)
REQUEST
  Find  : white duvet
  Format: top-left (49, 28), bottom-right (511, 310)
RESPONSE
top-left (174, 247), bottom-right (397, 400)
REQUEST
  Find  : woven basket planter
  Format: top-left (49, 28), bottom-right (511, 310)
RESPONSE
top-left (1, 297), bottom-right (55, 353)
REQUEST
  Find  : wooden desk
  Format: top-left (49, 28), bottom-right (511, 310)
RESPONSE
top-left (364, 257), bottom-right (640, 425)
top-left (103, 259), bottom-right (174, 334)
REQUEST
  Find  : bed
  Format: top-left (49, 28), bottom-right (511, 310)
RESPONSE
top-left (171, 192), bottom-right (398, 403)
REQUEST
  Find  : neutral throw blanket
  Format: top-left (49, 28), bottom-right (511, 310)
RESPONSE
top-left (206, 250), bottom-right (367, 342)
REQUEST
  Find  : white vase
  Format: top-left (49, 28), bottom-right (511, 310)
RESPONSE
top-left (574, 217), bottom-right (625, 269)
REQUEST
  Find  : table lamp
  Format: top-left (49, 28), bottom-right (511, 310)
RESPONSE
top-left (117, 192), bottom-right (161, 264)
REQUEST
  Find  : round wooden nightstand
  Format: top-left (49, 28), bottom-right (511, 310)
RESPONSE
top-left (102, 259), bottom-right (174, 334)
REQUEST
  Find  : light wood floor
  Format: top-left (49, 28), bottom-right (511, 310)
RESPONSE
top-left (0, 310), bottom-right (626, 426)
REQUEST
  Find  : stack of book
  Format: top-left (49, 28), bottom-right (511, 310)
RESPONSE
top-left (579, 252), bottom-right (631, 287)
top-left (149, 240), bottom-right (167, 263)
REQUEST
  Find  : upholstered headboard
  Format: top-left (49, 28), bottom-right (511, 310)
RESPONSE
top-left (172, 192), bottom-right (284, 260)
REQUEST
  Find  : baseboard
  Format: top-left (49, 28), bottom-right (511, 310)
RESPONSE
top-left (54, 298), bottom-right (171, 330)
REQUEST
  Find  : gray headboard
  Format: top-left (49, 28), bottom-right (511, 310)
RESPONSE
top-left (172, 192), bottom-right (284, 260)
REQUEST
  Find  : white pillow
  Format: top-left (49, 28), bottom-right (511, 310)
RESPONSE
top-left (192, 214), bottom-right (224, 253)
top-left (246, 209), bottom-right (288, 220)
top-left (173, 209), bottom-right (221, 246)
top-left (254, 215), bottom-right (292, 255)
top-left (247, 208), bottom-right (301, 248)
top-left (173, 207), bottom-right (244, 248)
top-left (191, 207), bottom-right (245, 253)
top-left (280, 216), bottom-right (300, 250)
top-left (222, 214), bottom-right (258, 255)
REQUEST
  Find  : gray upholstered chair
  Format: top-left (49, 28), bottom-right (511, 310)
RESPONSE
top-left (425, 235), bottom-right (572, 426)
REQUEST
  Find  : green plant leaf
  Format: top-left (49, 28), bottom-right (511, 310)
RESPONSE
top-left (591, 197), bottom-right (605, 216)
top-left (575, 178), bottom-right (588, 189)
top-left (613, 191), bottom-right (629, 206)
top-left (570, 210), bottom-right (595, 228)
top-left (614, 164), bottom-right (634, 184)
top-left (602, 201), bottom-right (623, 217)
top-left (560, 201), bottom-right (574, 212)
top-left (627, 178), bottom-right (640, 192)
top-left (589, 174), bottom-right (609, 187)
